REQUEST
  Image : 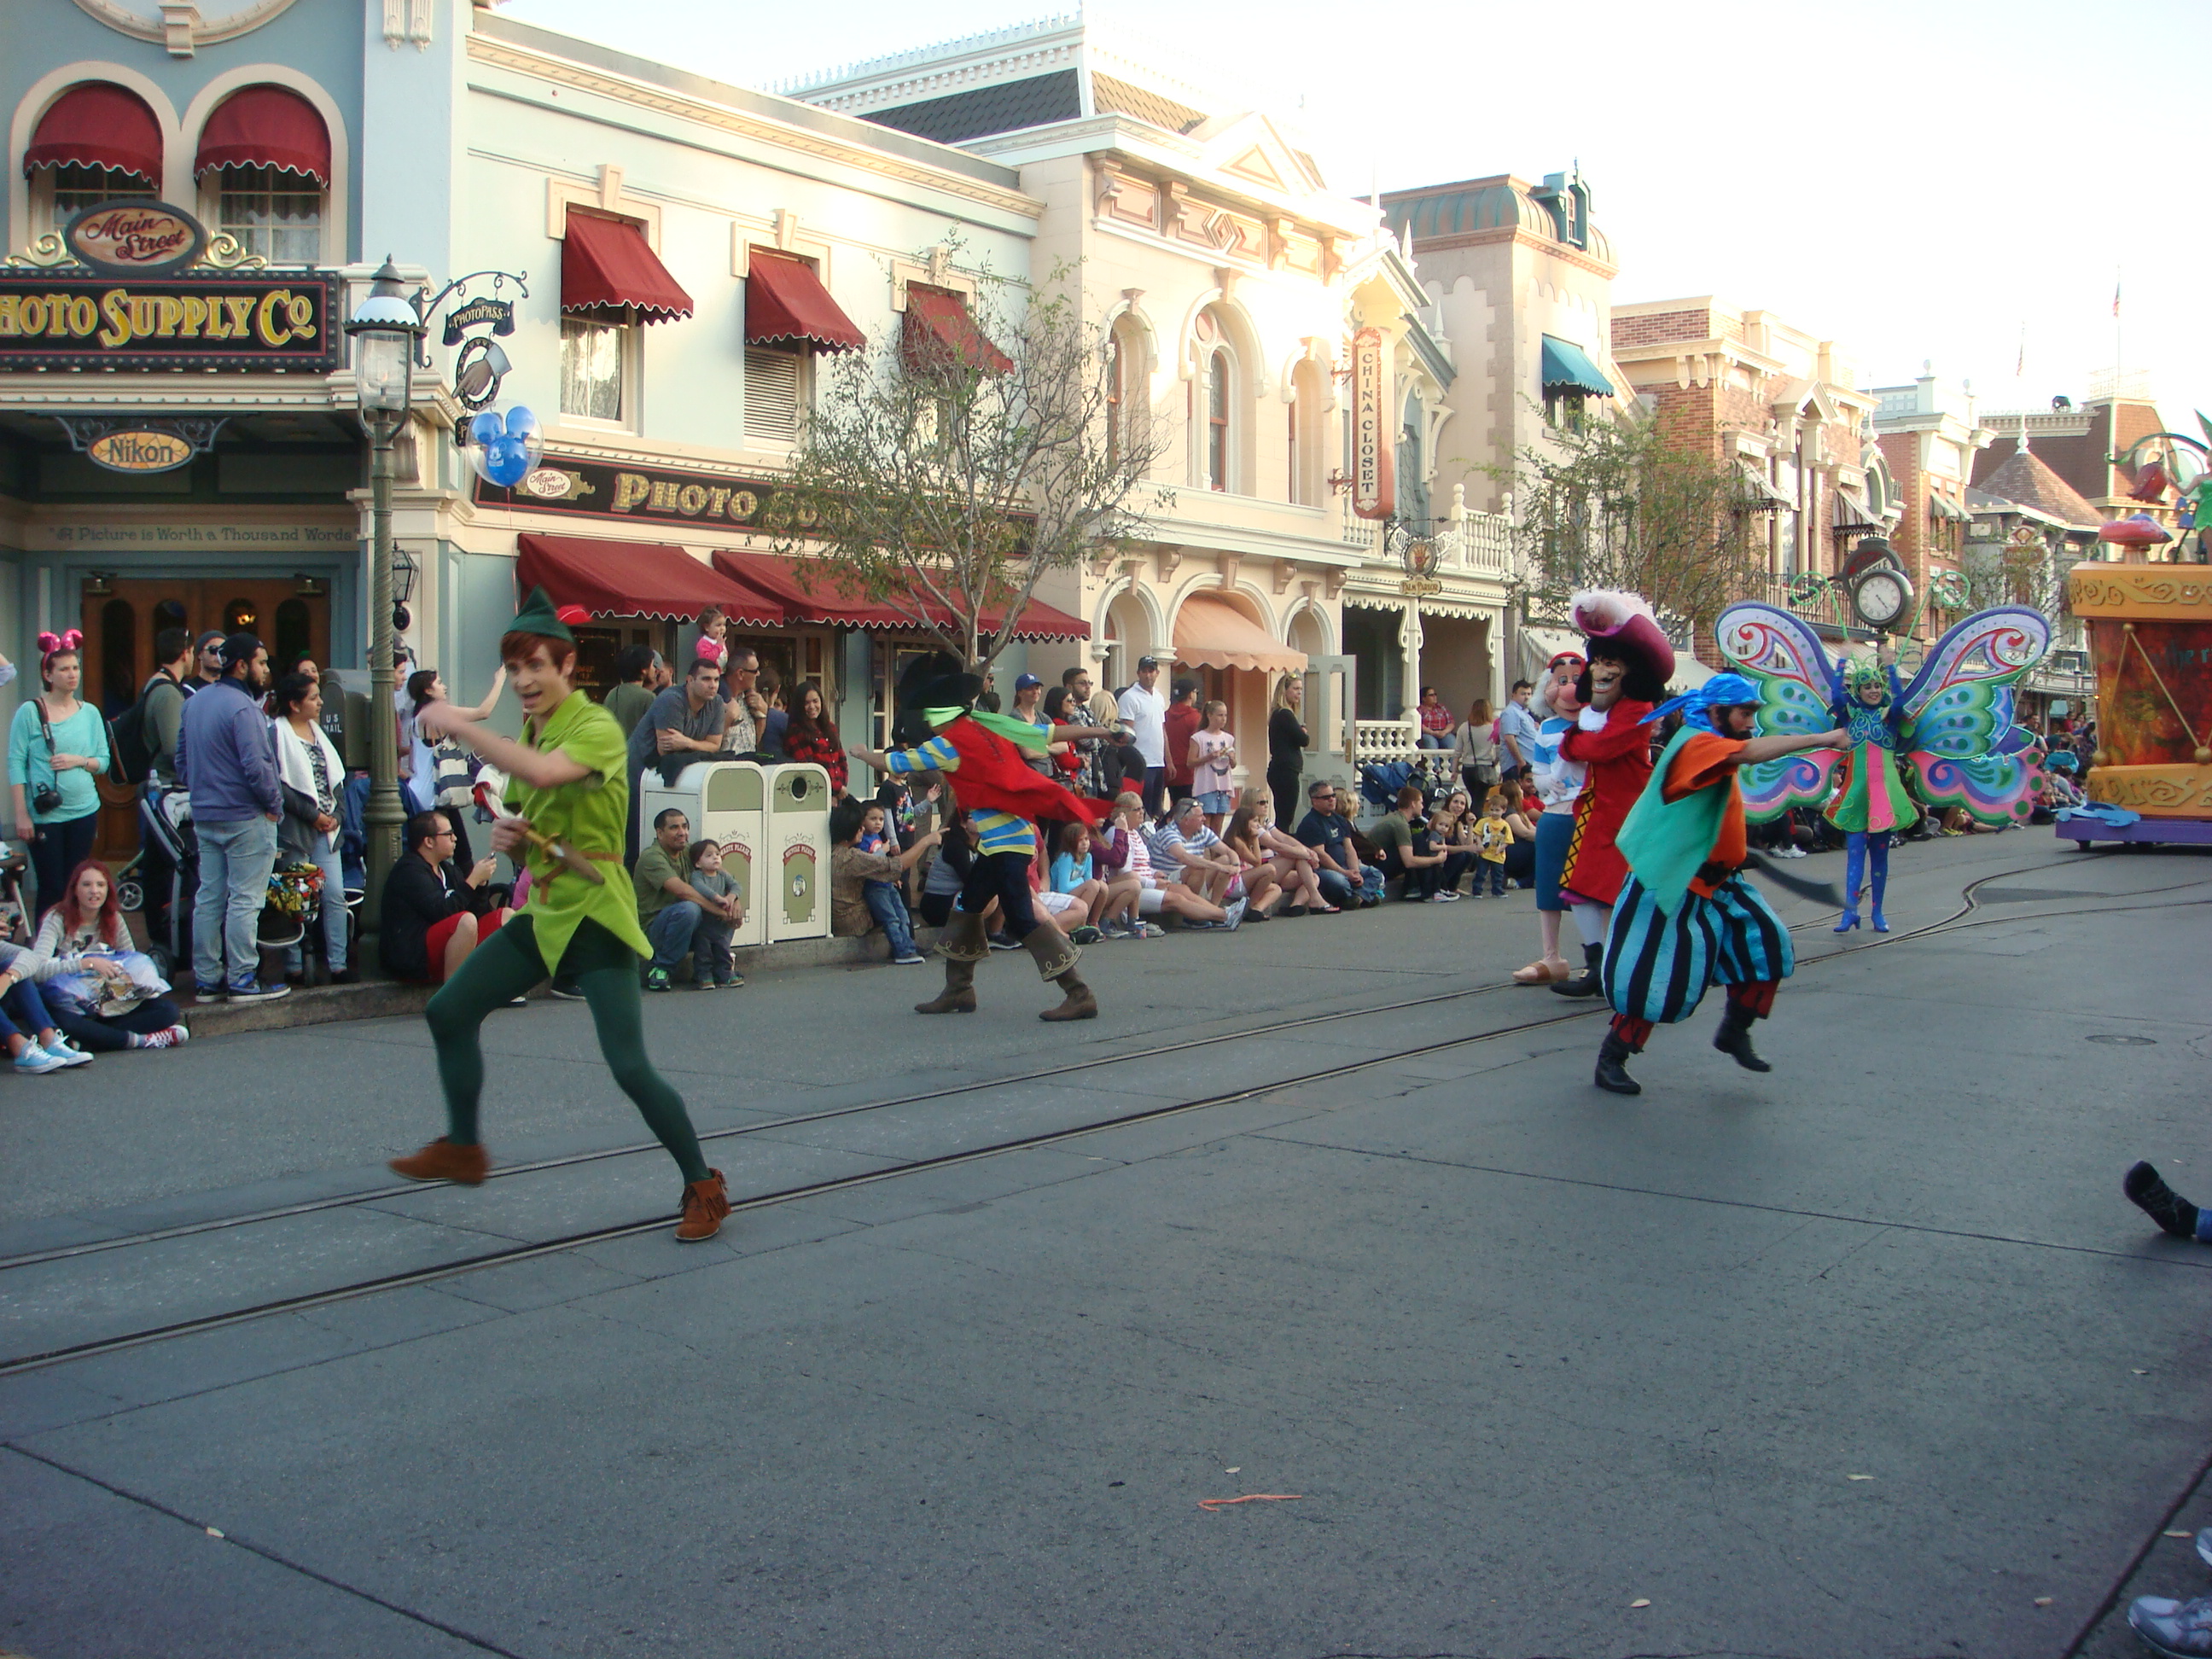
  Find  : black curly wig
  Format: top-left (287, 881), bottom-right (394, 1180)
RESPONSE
top-left (1574, 643), bottom-right (1669, 708)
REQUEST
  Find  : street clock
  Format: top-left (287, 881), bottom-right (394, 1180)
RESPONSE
top-left (1850, 568), bottom-right (1913, 633)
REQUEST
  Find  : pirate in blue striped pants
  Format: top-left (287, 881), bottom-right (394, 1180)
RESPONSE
top-left (1594, 676), bottom-right (1847, 1096)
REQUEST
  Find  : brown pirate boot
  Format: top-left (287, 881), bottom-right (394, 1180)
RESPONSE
top-left (1022, 927), bottom-right (1097, 1021)
top-left (675, 1168), bottom-right (731, 1242)
top-left (917, 910), bottom-right (988, 1014)
top-left (388, 1138), bottom-right (490, 1185)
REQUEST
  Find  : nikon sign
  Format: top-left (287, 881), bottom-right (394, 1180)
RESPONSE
top-left (0, 272), bottom-right (340, 372)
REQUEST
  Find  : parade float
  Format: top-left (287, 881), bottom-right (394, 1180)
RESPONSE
top-left (2064, 422), bottom-right (2212, 847)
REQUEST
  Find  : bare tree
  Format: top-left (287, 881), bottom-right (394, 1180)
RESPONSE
top-left (1499, 410), bottom-right (1764, 635)
top-left (772, 256), bottom-right (1169, 671)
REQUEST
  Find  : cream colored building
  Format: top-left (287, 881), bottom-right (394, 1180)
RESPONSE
top-left (793, 18), bottom-right (1489, 788)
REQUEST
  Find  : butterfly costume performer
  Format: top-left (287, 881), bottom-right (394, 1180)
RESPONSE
top-left (1714, 603), bottom-right (2051, 932)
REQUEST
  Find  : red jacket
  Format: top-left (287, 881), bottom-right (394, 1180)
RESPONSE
top-left (1557, 700), bottom-right (1655, 905)
top-left (935, 717), bottom-right (1114, 827)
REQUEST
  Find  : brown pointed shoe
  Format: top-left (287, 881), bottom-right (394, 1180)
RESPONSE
top-left (388, 1137), bottom-right (489, 1185)
top-left (675, 1168), bottom-right (731, 1243)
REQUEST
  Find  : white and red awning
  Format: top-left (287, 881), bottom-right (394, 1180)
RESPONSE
top-left (194, 84), bottom-right (329, 183)
top-left (24, 84), bottom-right (161, 186)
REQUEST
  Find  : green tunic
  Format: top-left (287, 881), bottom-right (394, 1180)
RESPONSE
top-left (502, 689), bottom-right (650, 972)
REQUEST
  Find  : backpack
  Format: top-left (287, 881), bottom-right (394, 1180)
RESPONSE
top-left (105, 672), bottom-right (172, 788)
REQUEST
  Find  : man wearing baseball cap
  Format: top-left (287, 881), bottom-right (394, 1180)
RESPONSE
top-left (1115, 655), bottom-right (1168, 814)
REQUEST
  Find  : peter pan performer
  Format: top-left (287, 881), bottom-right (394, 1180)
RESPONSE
top-left (1592, 674), bottom-right (1847, 1096)
top-left (848, 657), bottom-right (1114, 1021)
top-left (387, 589), bottom-right (731, 1243)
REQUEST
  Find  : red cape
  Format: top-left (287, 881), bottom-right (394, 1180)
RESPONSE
top-left (937, 716), bottom-right (1115, 825)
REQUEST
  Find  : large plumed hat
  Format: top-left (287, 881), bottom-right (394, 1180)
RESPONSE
top-left (892, 650), bottom-right (981, 748)
top-left (1570, 589), bottom-right (1676, 685)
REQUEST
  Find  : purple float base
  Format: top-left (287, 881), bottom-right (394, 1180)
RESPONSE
top-left (2060, 817), bottom-right (2212, 847)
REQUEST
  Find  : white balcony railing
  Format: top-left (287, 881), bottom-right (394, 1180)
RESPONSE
top-left (1352, 719), bottom-right (1419, 762)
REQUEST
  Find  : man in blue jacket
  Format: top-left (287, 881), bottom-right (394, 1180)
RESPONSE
top-left (176, 632), bottom-right (288, 1003)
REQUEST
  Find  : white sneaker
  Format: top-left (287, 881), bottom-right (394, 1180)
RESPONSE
top-left (1437, 889), bottom-right (1463, 902)
top-left (1221, 898), bottom-right (1248, 931)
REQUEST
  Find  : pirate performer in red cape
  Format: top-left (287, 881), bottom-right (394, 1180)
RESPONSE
top-left (849, 655), bottom-right (1115, 1021)
top-left (1550, 590), bottom-right (1675, 998)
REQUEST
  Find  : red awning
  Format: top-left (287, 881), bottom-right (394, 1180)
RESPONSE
top-left (24, 84), bottom-right (160, 185)
top-left (194, 84), bottom-right (329, 183)
top-left (562, 212), bottom-right (693, 325)
top-left (516, 534), bottom-right (783, 625)
top-left (747, 252), bottom-right (864, 353)
top-left (711, 549), bottom-right (1087, 641)
top-left (902, 286), bottom-right (1011, 376)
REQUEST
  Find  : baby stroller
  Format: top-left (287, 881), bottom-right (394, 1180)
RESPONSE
top-left (136, 787), bottom-right (197, 985)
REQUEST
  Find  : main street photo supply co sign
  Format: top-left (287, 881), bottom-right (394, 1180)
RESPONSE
top-left (0, 271), bottom-right (340, 372)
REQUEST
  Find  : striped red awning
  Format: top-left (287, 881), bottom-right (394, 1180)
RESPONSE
top-left (24, 84), bottom-right (160, 186)
top-left (194, 84), bottom-right (329, 183)
top-left (517, 534), bottom-right (783, 625)
top-left (562, 212), bottom-right (693, 325)
top-left (712, 549), bottom-right (1088, 641)
top-left (746, 251), bottom-right (864, 353)
top-left (902, 285), bottom-right (1010, 376)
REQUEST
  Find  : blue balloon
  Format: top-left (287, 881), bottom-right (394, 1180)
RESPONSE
top-left (483, 437), bottom-right (532, 487)
top-left (469, 410), bottom-right (504, 445)
top-left (505, 405), bottom-right (540, 439)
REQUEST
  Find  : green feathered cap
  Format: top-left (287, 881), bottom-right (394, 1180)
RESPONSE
top-left (510, 585), bottom-right (585, 644)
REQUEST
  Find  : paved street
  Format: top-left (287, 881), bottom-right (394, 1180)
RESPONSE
top-left (3, 833), bottom-right (2209, 1659)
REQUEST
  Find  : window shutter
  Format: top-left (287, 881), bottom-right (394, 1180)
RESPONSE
top-left (744, 348), bottom-right (801, 445)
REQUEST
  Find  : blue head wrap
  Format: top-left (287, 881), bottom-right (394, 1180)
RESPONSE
top-left (1639, 672), bottom-right (1761, 732)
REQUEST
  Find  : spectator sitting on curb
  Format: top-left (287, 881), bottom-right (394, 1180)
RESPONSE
top-left (1047, 821), bottom-right (1122, 939)
top-left (1152, 797), bottom-right (1251, 927)
top-left (684, 839), bottom-right (743, 988)
top-left (634, 806), bottom-right (743, 992)
top-left (1370, 783), bottom-right (1456, 902)
top-left (832, 796), bottom-right (935, 966)
top-left (0, 937), bottom-right (94, 1072)
top-left (1228, 792), bottom-right (1330, 915)
top-left (1294, 780), bottom-right (1382, 909)
top-left (1105, 791), bottom-right (1226, 932)
top-left (916, 806), bottom-right (996, 933)
top-left (381, 811), bottom-right (509, 987)
top-left (21, 859), bottom-right (187, 1051)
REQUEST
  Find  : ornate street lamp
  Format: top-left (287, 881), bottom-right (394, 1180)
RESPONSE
top-left (346, 256), bottom-right (425, 939)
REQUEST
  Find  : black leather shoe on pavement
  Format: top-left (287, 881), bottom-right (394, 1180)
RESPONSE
top-left (1551, 941), bottom-right (1605, 998)
top-left (2126, 1161), bottom-right (2201, 1240)
top-left (1713, 1009), bottom-right (1771, 1073)
top-left (1593, 1033), bottom-right (1640, 1096)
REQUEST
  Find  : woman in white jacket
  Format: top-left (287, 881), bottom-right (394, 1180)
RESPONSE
top-left (272, 671), bottom-right (352, 981)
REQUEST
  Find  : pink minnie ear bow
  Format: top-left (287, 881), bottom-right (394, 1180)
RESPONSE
top-left (36, 629), bottom-right (83, 657)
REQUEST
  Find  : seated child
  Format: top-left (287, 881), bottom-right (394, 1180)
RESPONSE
top-left (686, 839), bottom-right (742, 988)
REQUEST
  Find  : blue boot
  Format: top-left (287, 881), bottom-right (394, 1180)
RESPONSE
top-left (1834, 834), bottom-right (1864, 932)
top-left (1869, 837), bottom-right (1889, 932)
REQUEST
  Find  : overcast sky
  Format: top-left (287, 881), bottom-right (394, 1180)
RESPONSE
top-left (506, 0), bottom-right (2210, 433)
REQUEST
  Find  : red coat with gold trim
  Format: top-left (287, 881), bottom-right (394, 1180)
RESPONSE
top-left (1557, 698), bottom-right (1656, 905)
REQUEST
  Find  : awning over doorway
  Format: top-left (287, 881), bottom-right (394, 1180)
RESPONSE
top-left (746, 252), bottom-right (864, 352)
top-left (194, 84), bottom-right (330, 183)
top-left (710, 550), bottom-right (1089, 641)
top-left (1540, 335), bottom-right (1614, 398)
top-left (24, 83), bottom-right (161, 186)
top-left (1172, 593), bottom-right (1306, 673)
top-left (562, 212), bottom-right (694, 324)
top-left (516, 533), bottom-right (782, 625)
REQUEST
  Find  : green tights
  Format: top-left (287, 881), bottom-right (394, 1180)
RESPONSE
top-left (424, 914), bottom-right (710, 1185)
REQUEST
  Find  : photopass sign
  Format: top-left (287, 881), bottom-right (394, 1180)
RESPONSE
top-left (0, 272), bottom-right (340, 371)
top-left (1351, 326), bottom-right (1394, 522)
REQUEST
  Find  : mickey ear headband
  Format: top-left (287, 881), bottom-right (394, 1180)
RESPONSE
top-left (36, 630), bottom-right (83, 661)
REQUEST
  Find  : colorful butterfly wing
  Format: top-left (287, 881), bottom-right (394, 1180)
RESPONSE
top-left (1715, 603), bottom-right (1842, 819)
top-left (1907, 748), bottom-right (2045, 827)
top-left (1738, 752), bottom-right (1843, 821)
top-left (1896, 607), bottom-right (2050, 754)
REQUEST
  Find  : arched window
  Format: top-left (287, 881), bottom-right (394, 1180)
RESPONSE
top-left (1105, 317), bottom-right (1146, 465)
top-left (195, 85), bottom-right (329, 265)
top-left (23, 83), bottom-right (162, 234)
top-left (1205, 347), bottom-right (1231, 491)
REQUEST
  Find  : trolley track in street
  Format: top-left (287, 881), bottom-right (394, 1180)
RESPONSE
top-left (3, 864), bottom-right (2204, 1378)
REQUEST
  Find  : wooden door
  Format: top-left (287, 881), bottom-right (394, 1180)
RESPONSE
top-left (79, 577), bottom-right (331, 860)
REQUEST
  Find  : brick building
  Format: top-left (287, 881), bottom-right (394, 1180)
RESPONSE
top-left (1969, 382), bottom-right (2167, 529)
top-left (1869, 367), bottom-right (1994, 643)
top-left (1610, 298), bottom-right (1883, 639)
